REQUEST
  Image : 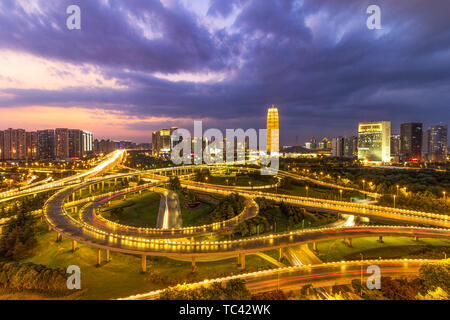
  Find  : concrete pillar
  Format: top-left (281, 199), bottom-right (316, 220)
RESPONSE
top-left (141, 255), bottom-right (147, 273)
top-left (97, 249), bottom-right (101, 267)
top-left (313, 242), bottom-right (318, 251)
top-left (192, 256), bottom-right (196, 273)
top-left (239, 253), bottom-right (245, 269)
top-left (279, 247), bottom-right (284, 261)
top-left (56, 233), bottom-right (61, 242)
top-left (102, 181), bottom-right (105, 191)
top-left (347, 238), bottom-right (353, 247)
top-left (72, 240), bottom-right (77, 252)
top-left (414, 236), bottom-right (419, 241)
top-left (378, 236), bottom-right (383, 243)
top-left (106, 249), bottom-right (110, 262)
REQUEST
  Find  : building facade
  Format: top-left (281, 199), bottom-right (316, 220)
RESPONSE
top-left (357, 121), bottom-right (391, 163)
top-left (400, 122), bottom-right (422, 161)
top-left (267, 106), bottom-right (279, 153)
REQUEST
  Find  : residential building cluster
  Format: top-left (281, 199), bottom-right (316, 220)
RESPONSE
top-left (0, 128), bottom-right (93, 161)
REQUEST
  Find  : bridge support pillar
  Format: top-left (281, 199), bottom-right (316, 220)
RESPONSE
top-left (347, 238), bottom-right (353, 247)
top-left (279, 248), bottom-right (284, 261)
top-left (238, 253), bottom-right (246, 269)
top-left (313, 242), bottom-right (318, 252)
top-left (106, 250), bottom-right (111, 262)
top-left (0, 226), bottom-right (2, 234)
top-left (96, 249), bottom-right (101, 267)
top-left (414, 236), bottom-right (419, 242)
top-left (141, 255), bottom-right (146, 273)
top-left (191, 257), bottom-right (196, 273)
top-left (72, 240), bottom-right (77, 252)
top-left (378, 236), bottom-right (383, 243)
top-left (102, 182), bottom-right (105, 192)
top-left (56, 233), bottom-right (62, 242)
top-left (89, 185), bottom-right (92, 193)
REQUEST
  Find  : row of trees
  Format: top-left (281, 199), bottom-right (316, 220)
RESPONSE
top-left (0, 209), bottom-right (39, 260)
top-left (234, 198), bottom-right (278, 237)
top-left (349, 259), bottom-right (450, 300)
top-left (0, 262), bottom-right (70, 295)
top-left (211, 193), bottom-right (245, 222)
top-left (378, 192), bottom-right (450, 213)
top-left (159, 279), bottom-right (250, 300)
top-left (0, 192), bottom-right (53, 218)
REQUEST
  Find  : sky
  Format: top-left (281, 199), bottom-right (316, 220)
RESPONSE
top-left (0, 0), bottom-right (449, 144)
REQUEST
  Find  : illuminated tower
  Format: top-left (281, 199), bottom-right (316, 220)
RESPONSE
top-left (267, 105), bottom-right (279, 153)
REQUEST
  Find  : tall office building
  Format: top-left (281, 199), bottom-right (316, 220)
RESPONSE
top-left (390, 134), bottom-right (401, 161)
top-left (343, 136), bottom-right (358, 158)
top-left (428, 125), bottom-right (448, 162)
top-left (400, 122), bottom-right (422, 161)
top-left (26, 131), bottom-right (38, 160)
top-left (37, 129), bottom-right (55, 160)
top-left (267, 106), bottom-right (279, 153)
top-left (82, 131), bottom-right (93, 156)
top-left (152, 129), bottom-right (171, 157)
top-left (357, 121), bottom-right (391, 163)
top-left (332, 137), bottom-right (344, 157)
top-left (55, 128), bottom-right (70, 159)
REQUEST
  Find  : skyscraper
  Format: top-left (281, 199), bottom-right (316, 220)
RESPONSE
top-left (390, 134), bottom-right (401, 161)
top-left (428, 125), bottom-right (448, 162)
top-left (400, 122), bottom-right (422, 161)
top-left (358, 121), bottom-right (391, 163)
top-left (332, 137), bottom-right (344, 157)
top-left (267, 106), bottom-right (279, 153)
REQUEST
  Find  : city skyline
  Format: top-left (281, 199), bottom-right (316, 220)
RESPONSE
top-left (1, 1), bottom-right (450, 144)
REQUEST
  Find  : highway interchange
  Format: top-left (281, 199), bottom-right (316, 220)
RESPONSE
top-left (1, 150), bottom-right (449, 299)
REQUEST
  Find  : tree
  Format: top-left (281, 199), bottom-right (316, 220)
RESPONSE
top-left (419, 259), bottom-right (450, 293)
top-left (0, 208), bottom-right (38, 260)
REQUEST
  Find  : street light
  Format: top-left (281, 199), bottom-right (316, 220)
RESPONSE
top-left (306, 186), bottom-right (309, 197)
top-left (443, 191), bottom-right (447, 201)
top-left (396, 185), bottom-right (399, 197)
top-left (360, 253), bottom-right (364, 296)
top-left (339, 189), bottom-right (343, 201)
top-left (393, 195), bottom-right (396, 208)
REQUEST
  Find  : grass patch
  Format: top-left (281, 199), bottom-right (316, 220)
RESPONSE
top-left (310, 237), bottom-right (450, 262)
top-left (101, 191), bottom-right (161, 228)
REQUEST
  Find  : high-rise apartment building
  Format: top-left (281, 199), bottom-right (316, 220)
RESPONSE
top-left (55, 128), bottom-right (70, 159)
top-left (3, 128), bottom-right (26, 160)
top-left (26, 131), bottom-right (38, 160)
top-left (267, 106), bottom-right (279, 153)
top-left (357, 121), bottom-right (391, 163)
top-left (400, 122), bottom-right (422, 161)
top-left (37, 129), bottom-right (55, 160)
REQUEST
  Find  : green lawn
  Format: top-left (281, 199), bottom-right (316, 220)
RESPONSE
top-left (101, 191), bottom-right (161, 228)
top-left (178, 192), bottom-right (216, 227)
top-left (310, 237), bottom-right (450, 262)
top-left (206, 174), bottom-right (277, 187)
top-left (275, 183), bottom-right (363, 202)
top-left (19, 228), bottom-right (275, 300)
